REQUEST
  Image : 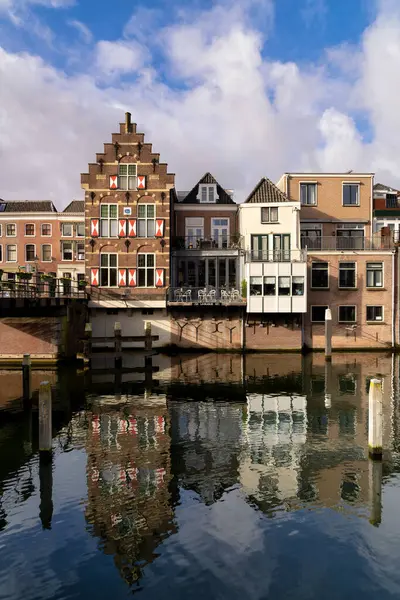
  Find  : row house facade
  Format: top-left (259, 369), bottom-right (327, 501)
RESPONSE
top-left (373, 182), bottom-right (400, 239)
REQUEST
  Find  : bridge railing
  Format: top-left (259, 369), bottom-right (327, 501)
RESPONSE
top-left (0, 278), bottom-right (88, 299)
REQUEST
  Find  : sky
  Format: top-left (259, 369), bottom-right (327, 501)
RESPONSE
top-left (0, 0), bottom-right (400, 207)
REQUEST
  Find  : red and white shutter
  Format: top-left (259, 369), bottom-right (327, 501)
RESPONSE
top-left (128, 418), bottom-right (138, 434)
top-left (155, 268), bottom-right (164, 287)
top-left (109, 175), bottom-right (118, 189)
top-left (119, 269), bottom-right (127, 287)
top-left (128, 219), bottom-right (137, 237)
top-left (128, 268), bottom-right (137, 287)
top-left (154, 416), bottom-right (165, 434)
top-left (92, 415), bottom-right (100, 435)
top-left (119, 219), bottom-right (127, 237)
top-left (91, 219), bottom-right (99, 237)
top-left (91, 268), bottom-right (99, 286)
top-left (155, 468), bottom-right (166, 488)
top-left (137, 175), bottom-right (146, 190)
top-left (155, 219), bottom-right (164, 237)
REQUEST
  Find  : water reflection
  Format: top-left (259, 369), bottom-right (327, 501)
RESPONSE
top-left (0, 352), bottom-right (399, 598)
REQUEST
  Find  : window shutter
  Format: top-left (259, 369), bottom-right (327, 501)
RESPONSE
top-left (119, 219), bottom-right (127, 237)
top-left (155, 219), bottom-right (164, 237)
top-left (155, 268), bottom-right (165, 287)
top-left (91, 219), bottom-right (99, 237)
top-left (128, 268), bottom-right (137, 287)
top-left (91, 268), bottom-right (99, 286)
top-left (118, 269), bottom-right (127, 286)
top-left (137, 176), bottom-right (146, 190)
top-left (109, 175), bottom-right (118, 190)
top-left (128, 219), bottom-right (137, 237)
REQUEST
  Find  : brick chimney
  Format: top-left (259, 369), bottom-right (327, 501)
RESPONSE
top-left (125, 112), bottom-right (132, 134)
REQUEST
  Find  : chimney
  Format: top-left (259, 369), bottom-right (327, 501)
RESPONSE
top-left (125, 112), bottom-right (132, 134)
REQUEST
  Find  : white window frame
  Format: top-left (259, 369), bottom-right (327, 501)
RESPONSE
top-left (366, 306), bottom-right (384, 322)
top-left (62, 222), bottom-right (73, 237)
top-left (100, 252), bottom-right (118, 288)
top-left (41, 223), bottom-right (52, 237)
top-left (198, 184), bottom-right (217, 203)
top-left (6, 223), bottom-right (17, 237)
top-left (211, 217), bottom-right (230, 248)
top-left (41, 244), bottom-right (52, 262)
top-left (366, 262), bottom-right (383, 288)
top-left (6, 244), bottom-right (17, 262)
top-left (0, 244), bottom-right (2, 262)
top-left (338, 261), bottom-right (357, 289)
top-left (137, 253), bottom-right (155, 287)
top-left (185, 217), bottom-right (204, 244)
top-left (261, 207), bottom-right (279, 223)
top-left (77, 241), bottom-right (85, 261)
top-left (311, 261), bottom-right (329, 289)
top-left (338, 305), bottom-right (357, 323)
top-left (25, 243), bottom-right (36, 262)
top-left (118, 163), bottom-right (137, 190)
top-left (311, 305), bottom-right (329, 323)
top-left (299, 182), bottom-right (318, 206)
top-left (100, 203), bottom-right (118, 238)
top-left (25, 223), bottom-right (35, 237)
top-left (61, 241), bottom-right (73, 261)
top-left (0, 224), bottom-right (2, 237)
top-left (342, 183), bottom-right (360, 206)
top-left (137, 204), bottom-right (156, 238)
top-left (76, 223), bottom-right (85, 237)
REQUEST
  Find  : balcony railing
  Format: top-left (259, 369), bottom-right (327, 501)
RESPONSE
top-left (246, 249), bottom-right (307, 262)
top-left (0, 279), bottom-right (88, 299)
top-left (172, 235), bottom-right (243, 251)
top-left (300, 236), bottom-right (394, 251)
top-left (167, 286), bottom-right (245, 305)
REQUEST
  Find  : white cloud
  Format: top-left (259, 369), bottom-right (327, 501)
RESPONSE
top-left (68, 19), bottom-right (92, 44)
top-left (1, 0), bottom-right (400, 208)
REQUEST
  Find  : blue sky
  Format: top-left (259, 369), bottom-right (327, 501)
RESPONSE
top-left (1, 0), bottom-right (400, 206)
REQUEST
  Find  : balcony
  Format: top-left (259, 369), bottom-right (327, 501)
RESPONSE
top-left (167, 286), bottom-right (245, 306)
top-left (172, 235), bottom-right (243, 251)
top-left (300, 236), bottom-right (394, 252)
top-left (246, 249), bottom-right (307, 263)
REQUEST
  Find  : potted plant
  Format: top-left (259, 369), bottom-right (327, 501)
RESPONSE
top-left (241, 279), bottom-right (247, 299)
top-left (78, 279), bottom-right (88, 289)
top-left (16, 272), bottom-right (32, 281)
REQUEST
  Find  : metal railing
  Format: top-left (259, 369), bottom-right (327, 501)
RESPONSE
top-left (300, 236), bottom-right (394, 251)
top-left (246, 249), bottom-right (307, 262)
top-left (172, 235), bottom-right (243, 251)
top-left (0, 278), bottom-right (88, 299)
top-left (167, 286), bottom-right (245, 305)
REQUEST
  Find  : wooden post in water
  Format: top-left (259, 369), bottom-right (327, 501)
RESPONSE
top-left (22, 353), bottom-right (32, 404)
top-left (369, 378), bottom-right (383, 459)
top-left (84, 323), bottom-right (92, 365)
top-left (324, 360), bottom-right (332, 409)
top-left (39, 451), bottom-right (53, 529)
top-left (144, 355), bottom-right (153, 398)
top-left (325, 308), bottom-right (332, 362)
top-left (144, 321), bottom-right (152, 353)
top-left (114, 322), bottom-right (122, 369)
top-left (39, 381), bottom-right (52, 455)
top-left (369, 458), bottom-right (382, 526)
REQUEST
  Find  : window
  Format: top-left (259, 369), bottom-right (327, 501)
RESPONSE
top-left (311, 305), bottom-right (328, 323)
top-left (367, 306), bottom-right (383, 322)
top-left (6, 244), bottom-right (17, 262)
top-left (263, 276), bottom-right (275, 295)
top-left (77, 242), bottom-right (85, 260)
top-left (212, 218), bottom-right (229, 248)
top-left (76, 223), bottom-right (85, 237)
top-left (251, 235), bottom-right (268, 260)
top-left (138, 204), bottom-right (155, 237)
top-left (100, 253), bottom-right (118, 287)
top-left (366, 262), bottom-right (383, 288)
top-left (185, 217), bottom-right (204, 247)
top-left (261, 207), bottom-right (279, 223)
top-left (100, 204), bottom-right (118, 237)
top-left (62, 241), bottom-right (73, 261)
top-left (0, 245), bottom-right (2, 262)
top-left (62, 223), bottom-right (73, 236)
top-left (25, 223), bottom-right (35, 236)
top-left (0, 224), bottom-right (2, 236)
top-left (339, 262), bottom-right (356, 288)
top-left (77, 273), bottom-right (86, 285)
top-left (25, 244), bottom-right (35, 261)
top-left (343, 184), bottom-right (359, 206)
top-left (311, 261), bottom-right (328, 288)
top-left (338, 305), bottom-right (356, 323)
top-left (292, 276), bottom-right (304, 295)
top-left (250, 276), bottom-right (262, 296)
top-left (6, 224), bottom-right (16, 237)
top-left (300, 183), bottom-right (317, 205)
top-left (199, 185), bottom-right (216, 203)
top-left (42, 244), bottom-right (51, 262)
top-left (336, 223), bottom-right (364, 249)
top-left (41, 223), bottom-right (51, 236)
top-left (118, 164), bottom-right (137, 190)
top-left (273, 234), bottom-right (290, 261)
top-left (386, 194), bottom-right (397, 208)
top-left (300, 225), bottom-right (321, 250)
top-left (278, 276), bottom-right (290, 296)
top-left (138, 254), bottom-right (155, 287)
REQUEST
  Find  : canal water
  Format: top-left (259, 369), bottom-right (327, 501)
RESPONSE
top-left (1, 352), bottom-right (400, 599)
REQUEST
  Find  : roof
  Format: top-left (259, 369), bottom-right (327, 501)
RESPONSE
top-left (63, 200), bottom-right (85, 213)
top-left (374, 182), bottom-right (399, 194)
top-left (244, 177), bottom-right (290, 204)
top-left (0, 201), bottom-right (57, 213)
top-left (178, 172), bottom-right (235, 204)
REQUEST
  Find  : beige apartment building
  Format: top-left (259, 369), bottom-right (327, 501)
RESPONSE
top-left (277, 173), bottom-right (396, 350)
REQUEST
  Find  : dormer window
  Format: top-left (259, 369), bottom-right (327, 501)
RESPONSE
top-left (199, 185), bottom-right (217, 203)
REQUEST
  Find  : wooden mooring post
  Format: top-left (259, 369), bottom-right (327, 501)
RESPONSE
top-left (369, 378), bottom-right (383, 459)
top-left (114, 322), bottom-right (122, 369)
top-left (369, 458), bottom-right (382, 527)
top-left (144, 321), bottom-right (152, 353)
top-left (39, 451), bottom-right (53, 529)
top-left (325, 308), bottom-right (332, 362)
top-left (84, 323), bottom-right (92, 365)
top-left (22, 353), bottom-right (32, 404)
top-left (39, 381), bottom-right (52, 455)
top-left (324, 360), bottom-right (332, 409)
